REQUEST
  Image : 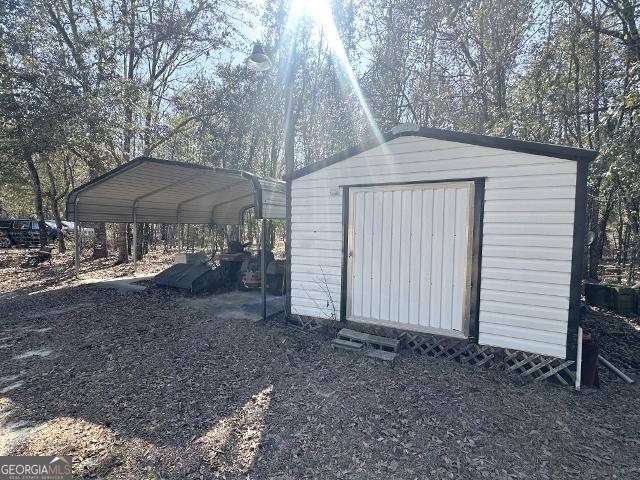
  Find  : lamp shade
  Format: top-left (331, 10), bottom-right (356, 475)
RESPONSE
top-left (246, 43), bottom-right (272, 72)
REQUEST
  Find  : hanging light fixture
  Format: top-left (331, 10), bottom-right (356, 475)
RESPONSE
top-left (246, 42), bottom-right (272, 72)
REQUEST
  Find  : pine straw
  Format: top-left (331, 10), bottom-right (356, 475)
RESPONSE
top-left (0, 257), bottom-right (638, 479)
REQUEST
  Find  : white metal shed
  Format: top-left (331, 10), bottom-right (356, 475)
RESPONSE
top-left (287, 127), bottom-right (595, 361)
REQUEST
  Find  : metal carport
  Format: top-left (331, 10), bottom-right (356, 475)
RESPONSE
top-left (66, 156), bottom-right (286, 320)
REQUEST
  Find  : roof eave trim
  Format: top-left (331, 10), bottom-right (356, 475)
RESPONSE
top-left (288, 128), bottom-right (598, 181)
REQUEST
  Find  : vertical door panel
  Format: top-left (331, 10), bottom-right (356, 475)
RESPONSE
top-left (430, 188), bottom-right (445, 329)
top-left (361, 191), bottom-right (374, 318)
top-left (408, 189), bottom-right (423, 325)
top-left (380, 191), bottom-right (394, 321)
top-left (349, 182), bottom-right (472, 335)
top-left (389, 190), bottom-right (403, 321)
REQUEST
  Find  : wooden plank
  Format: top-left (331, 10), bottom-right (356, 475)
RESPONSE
top-left (331, 338), bottom-right (364, 351)
top-left (366, 350), bottom-right (398, 361)
top-left (338, 328), bottom-right (369, 343)
top-left (366, 333), bottom-right (400, 351)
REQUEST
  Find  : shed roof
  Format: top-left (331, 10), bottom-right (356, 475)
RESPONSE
top-left (290, 127), bottom-right (598, 180)
top-left (66, 157), bottom-right (285, 224)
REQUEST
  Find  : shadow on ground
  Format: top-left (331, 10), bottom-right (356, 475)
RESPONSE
top-left (0, 282), bottom-right (638, 479)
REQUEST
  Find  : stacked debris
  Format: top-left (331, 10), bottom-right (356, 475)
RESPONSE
top-left (331, 328), bottom-right (399, 362)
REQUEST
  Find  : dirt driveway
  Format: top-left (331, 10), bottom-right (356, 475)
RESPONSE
top-left (0, 257), bottom-right (639, 479)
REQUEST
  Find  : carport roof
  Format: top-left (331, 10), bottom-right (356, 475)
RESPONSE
top-left (66, 157), bottom-right (285, 224)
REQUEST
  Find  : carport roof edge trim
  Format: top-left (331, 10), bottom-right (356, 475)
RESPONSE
top-left (66, 156), bottom-right (285, 223)
top-left (288, 127), bottom-right (598, 180)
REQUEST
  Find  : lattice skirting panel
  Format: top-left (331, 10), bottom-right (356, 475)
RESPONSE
top-left (398, 332), bottom-right (575, 386)
top-left (503, 349), bottom-right (575, 385)
top-left (285, 316), bottom-right (576, 386)
top-left (399, 332), bottom-right (497, 366)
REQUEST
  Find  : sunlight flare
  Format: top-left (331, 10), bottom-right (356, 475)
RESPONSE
top-left (286, 0), bottom-right (385, 143)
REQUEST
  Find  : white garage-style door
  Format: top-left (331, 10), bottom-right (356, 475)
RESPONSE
top-left (347, 181), bottom-right (475, 336)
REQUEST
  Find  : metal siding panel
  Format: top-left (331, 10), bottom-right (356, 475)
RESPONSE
top-left (480, 311), bottom-right (567, 333)
top-left (482, 257), bottom-right (572, 273)
top-left (481, 289), bottom-right (569, 309)
top-left (483, 234), bottom-right (573, 249)
top-left (484, 199), bottom-right (575, 212)
top-left (294, 162), bottom-right (577, 187)
top-left (481, 267), bottom-right (571, 285)
top-left (478, 333), bottom-right (566, 358)
top-left (482, 278), bottom-right (570, 297)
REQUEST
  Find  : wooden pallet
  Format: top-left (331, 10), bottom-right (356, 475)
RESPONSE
top-left (366, 349), bottom-right (398, 362)
top-left (331, 338), bottom-right (364, 351)
top-left (338, 328), bottom-right (400, 352)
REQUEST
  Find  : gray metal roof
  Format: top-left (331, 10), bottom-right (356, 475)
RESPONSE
top-left (66, 157), bottom-right (285, 224)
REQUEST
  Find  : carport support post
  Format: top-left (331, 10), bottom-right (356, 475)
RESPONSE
top-left (261, 218), bottom-right (267, 322)
top-left (74, 215), bottom-right (80, 277)
top-left (132, 211), bottom-right (138, 272)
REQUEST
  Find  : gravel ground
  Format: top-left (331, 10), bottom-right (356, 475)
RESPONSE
top-left (0, 251), bottom-right (639, 479)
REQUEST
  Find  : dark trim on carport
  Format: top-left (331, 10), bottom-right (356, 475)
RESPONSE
top-left (338, 178), bottom-right (485, 341)
top-left (289, 127), bottom-right (597, 181)
top-left (566, 161), bottom-right (589, 360)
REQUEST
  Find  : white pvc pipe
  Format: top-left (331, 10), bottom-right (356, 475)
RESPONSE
top-left (599, 355), bottom-right (635, 384)
top-left (575, 326), bottom-right (583, 391)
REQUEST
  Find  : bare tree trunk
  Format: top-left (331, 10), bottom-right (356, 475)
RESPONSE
top-left (24, 150), bottom-right (48, 248)
top-left (45, 159), bottom-right (66, 253)
top-left (117, 224), bottom-right (128, 263)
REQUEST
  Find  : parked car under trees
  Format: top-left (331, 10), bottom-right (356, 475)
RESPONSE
top-left (0, 219), bottom-right (57, 248)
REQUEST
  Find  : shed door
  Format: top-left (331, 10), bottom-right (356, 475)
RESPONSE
top-left (347, 182), bottom-right (474, 335)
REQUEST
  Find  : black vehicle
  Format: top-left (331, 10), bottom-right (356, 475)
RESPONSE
top-left (0, 219), bottom-right (57, 248)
